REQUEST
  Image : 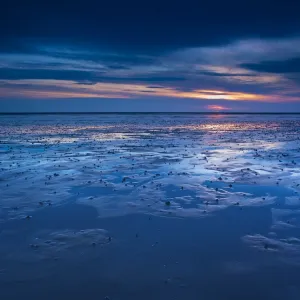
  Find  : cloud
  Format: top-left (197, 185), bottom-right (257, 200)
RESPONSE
top-left (1, 36), bottom-right (300, 111)
top-left (241, 57), bottom-right (300, 74)
top-left (1, 79), bottom-right (296, 103)
top-left (2, 0), bottom-right (300, 55)
top-left (0, 67), bottom-right (186, 84)
top-left (0, 68), bottom-right (99, 81)
top-left (169, 38), bottom-right (300, 65)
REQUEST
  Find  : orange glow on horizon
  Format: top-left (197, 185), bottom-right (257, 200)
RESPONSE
top-left (206, 105), bottom-right (231, 111)
top-left (0, 79), bottom-right (298, 103)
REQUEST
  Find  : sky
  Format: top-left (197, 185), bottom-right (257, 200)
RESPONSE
top-left (0, 0), bottom-right (300, 112)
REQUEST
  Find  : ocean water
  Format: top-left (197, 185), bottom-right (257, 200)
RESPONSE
top-left (0, 113), bottom-right (300, 299)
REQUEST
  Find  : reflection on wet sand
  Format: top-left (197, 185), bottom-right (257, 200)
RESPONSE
top-left (1, 114), bottom-right (300, 300)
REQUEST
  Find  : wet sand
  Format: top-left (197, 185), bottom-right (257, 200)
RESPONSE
top-left (1, 113), bottom-right (300, 299)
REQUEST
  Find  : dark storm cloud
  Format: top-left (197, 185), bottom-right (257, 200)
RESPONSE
top-left (0, 68), bottom-right (186, 83)
top-left (0, 68), bottom-right (99, 81)
top-left (1, 0), bottom-right (300, 53)
top-left (241, 57), bottom-right (300, 74)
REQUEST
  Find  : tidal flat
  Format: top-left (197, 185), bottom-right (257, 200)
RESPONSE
top-left (1, 113), bottom-right (300, 299)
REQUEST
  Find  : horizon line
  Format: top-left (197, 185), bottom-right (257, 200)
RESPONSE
top-left (1, 112), bottom-right (300, 115)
